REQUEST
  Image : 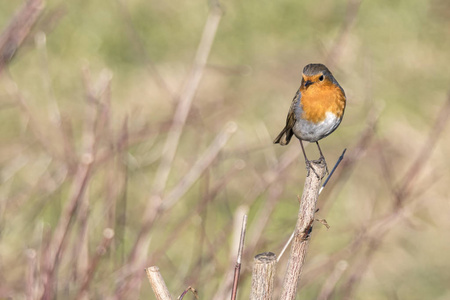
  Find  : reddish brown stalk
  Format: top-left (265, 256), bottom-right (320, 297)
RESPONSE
top-left (179, 286), bottom-right (199, 300)
top-left (75, 229), bottom-right (115, 300)
top-left (40, 70), bottom-right (105, 300)
top-left (114, 116), bottom-right (129, 265)
top-left (231, 215), bottom-right (248, 300)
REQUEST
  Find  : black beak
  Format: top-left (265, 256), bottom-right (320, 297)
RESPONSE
top-left (304, 80), bottom-right (313, 88)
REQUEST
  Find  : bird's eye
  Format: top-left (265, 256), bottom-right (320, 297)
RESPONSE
top-left (319, 75), bottom-right (324, 81)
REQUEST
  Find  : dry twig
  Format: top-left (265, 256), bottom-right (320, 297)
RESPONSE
top-left (145, 266), bottom-right (173, 300)
top-left (280, 160), bottom-right (327, 300)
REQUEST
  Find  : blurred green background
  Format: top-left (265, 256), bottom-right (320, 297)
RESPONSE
top-left (1, 0), bottom-right (450, 299)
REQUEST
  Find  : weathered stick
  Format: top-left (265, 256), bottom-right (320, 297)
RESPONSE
top-left (280, 159), bottom-right (327, 300)
top-left (250, 252), bottom-right (277, 300)
top-left (145, 266), bottom-right (173, 300)
top-left (278, 149), bottom-right (346, 263)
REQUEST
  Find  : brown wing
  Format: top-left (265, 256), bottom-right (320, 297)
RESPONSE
top-left (273, 88), bottom-right (300, 145)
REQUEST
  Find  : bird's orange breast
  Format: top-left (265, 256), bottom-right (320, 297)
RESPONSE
top-left (299, 82), bottom-right (346, 123)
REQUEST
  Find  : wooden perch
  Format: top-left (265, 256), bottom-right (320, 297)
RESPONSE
top-left (280, 159), bottom-right (327, 300)
top-left (145, 266), bottom-right (173, 300)
top-left (250, 252), bottom-right (277, 300)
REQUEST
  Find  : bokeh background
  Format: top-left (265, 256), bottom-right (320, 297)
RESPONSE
top-left (1, 0), bottom-right (450, 299)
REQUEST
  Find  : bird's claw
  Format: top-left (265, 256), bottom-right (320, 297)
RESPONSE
top-left (305, 159), bottom-right (320, 178)
top-left (319, 155), bottom-right (329, 175)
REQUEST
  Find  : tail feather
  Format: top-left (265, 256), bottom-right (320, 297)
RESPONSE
top-left (273, 127), bottom-right (293, 146)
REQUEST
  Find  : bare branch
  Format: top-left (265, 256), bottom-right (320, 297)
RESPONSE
top-left (152, 5), bottom-right (223, 196)
top-left (145, 266), bottom-right (173, 300)
top-left (163, 122), bottom-right (238, 210)
top-left (280, 160), bottom-right (327, 300)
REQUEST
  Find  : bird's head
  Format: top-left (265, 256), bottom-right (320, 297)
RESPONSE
top-left (300, 63), bottom-right (336, 91)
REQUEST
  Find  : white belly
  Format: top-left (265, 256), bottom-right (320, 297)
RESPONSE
top-left (293, 111), bottom-right (341, 142)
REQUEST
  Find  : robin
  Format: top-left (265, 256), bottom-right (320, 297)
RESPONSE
top-left (273, 63), bottom-right (346, 173)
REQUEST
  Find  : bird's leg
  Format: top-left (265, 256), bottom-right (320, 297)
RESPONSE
top-left (299, 139), bottom-right (314, 175)
top-left (316, 141), bottom-right (329, 174)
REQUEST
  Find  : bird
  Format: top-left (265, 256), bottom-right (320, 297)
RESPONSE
top-left (273, 63), bottom-right (346, 173)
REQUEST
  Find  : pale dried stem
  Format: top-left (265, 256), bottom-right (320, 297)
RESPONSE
top-left (117, 9), bottom-right (223, 291)
top-left (247, 184), bottom-right (283, 254)
top-left (145, 266), bottom-right (173, 300)
top-left (0, 0), bottom-right (44, 73)
top-left (14, 88), bottom-right (62, 162)
top-left (250, 252), bottom-right (277, 300)
top-left (280, 160), bottom-right (326, 300)
top-left (316, 261), bottom-right (348, 300)
top-left (126, 121), bottom-right (236, 276)
top-left (163, 122), bottom-right (237, 210)
top-left (26, 249), bottom-right (37, 300)
top-left (341, 239), bottom-right (379, 300)
top-left (277, 231), bottom-right (295, 264)
top-left (146, 165), bottom-right (240, 267)
top-left (36, 30), bottom-right (61, 125)
top-left (152, 6), bottom-right (223, 196)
